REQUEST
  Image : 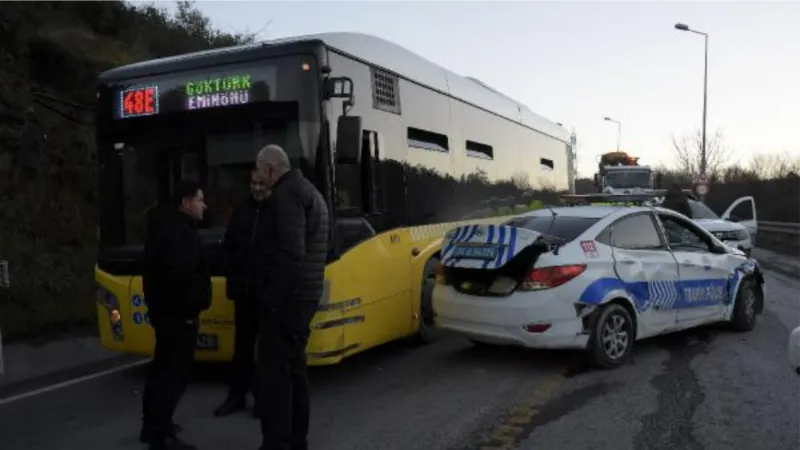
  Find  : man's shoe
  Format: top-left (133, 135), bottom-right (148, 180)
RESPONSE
top-left (213, 396), bottom-right (246, 417)
top-left (149, 435), bottom-right (196, 450)
top-left (140, 424), bottom-right (184, 444)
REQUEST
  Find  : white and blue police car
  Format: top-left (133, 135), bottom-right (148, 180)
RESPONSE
top-left (432, 200), bottom-right (765, 369)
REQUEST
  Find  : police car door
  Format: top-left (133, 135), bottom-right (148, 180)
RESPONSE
top-left (600, 211), bottom-right (680, 336)
top-left (655, 212), bottom-right (729, 327)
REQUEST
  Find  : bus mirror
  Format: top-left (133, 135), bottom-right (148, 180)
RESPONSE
top-left (593, 173), bottom-right (599, 187)
top-left (655, 172), bottom-right (663, 188)
top-left (336, 115), bottom-right (362, 165)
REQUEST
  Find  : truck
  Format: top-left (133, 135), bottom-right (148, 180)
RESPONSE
top-left (592, 151), bottom-right (660, 193)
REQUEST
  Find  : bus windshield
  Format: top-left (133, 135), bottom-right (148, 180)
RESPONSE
top-left (98, 55), bottom-right (321, 251)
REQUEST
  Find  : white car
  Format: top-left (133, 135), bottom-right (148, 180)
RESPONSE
top-left (432, 203), bottom-right (766, 369)
top-left (687, 196), bottom-right (757, 256)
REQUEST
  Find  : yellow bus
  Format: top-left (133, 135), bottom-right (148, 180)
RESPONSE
top-left (94, 32), bottom-right (573, 366)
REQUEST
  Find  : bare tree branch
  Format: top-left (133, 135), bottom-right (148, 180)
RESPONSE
top-left (748, 152), bottom-right (800, 179)
top-left (670, 128), bottom-right (731, 179)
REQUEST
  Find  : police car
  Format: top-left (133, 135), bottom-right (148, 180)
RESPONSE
top-left (432, 198), bottom-right (765, 369)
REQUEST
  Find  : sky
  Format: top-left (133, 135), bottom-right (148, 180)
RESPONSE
top-left (153, 0), bottom-right (800, 178)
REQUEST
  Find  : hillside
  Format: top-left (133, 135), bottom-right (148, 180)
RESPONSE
top-left (0, 1), bottom-right (254, 341)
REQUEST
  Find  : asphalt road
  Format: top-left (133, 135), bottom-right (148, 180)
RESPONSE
top-left (1, 262), bottom-right (798, 450)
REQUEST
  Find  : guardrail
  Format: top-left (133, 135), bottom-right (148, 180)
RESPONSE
top-left (759, 221), bottom-right (800, 235)
top-left (757, 221), bottom-right (800, 255)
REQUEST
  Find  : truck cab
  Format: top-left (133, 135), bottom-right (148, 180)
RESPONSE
top-left (593, 151), bottom-right (660, 193)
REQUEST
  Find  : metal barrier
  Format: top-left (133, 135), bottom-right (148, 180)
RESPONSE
top-left (757, 221), bottom-right (800, 255)
top-left (759, 221), bottom-right (800, 236)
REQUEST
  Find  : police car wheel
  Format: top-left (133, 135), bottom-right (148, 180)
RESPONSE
top-left (730, 277), bottom-right (757, 332)
top-left (587, 303), bottom-right (634, 370)
top-left (416, 256), bottom-right (444, 344)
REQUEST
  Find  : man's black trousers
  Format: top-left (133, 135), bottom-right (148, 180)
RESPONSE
top-left (257, 302), bottom-right (317, 450)
top-left (141, 317), bottom-right (198, 438)
top-left (228, 297), bottom-right (260, 400)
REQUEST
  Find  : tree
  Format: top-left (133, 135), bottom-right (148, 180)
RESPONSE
top-left (670, 128), bottom-right (730, 180)
top-left (747, 152), bottom-right (800, 180)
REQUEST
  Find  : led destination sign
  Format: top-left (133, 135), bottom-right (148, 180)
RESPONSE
top-left (113, 64), bottom-right (276, 120)
top-left (185, 74), bottom-right (252, 110)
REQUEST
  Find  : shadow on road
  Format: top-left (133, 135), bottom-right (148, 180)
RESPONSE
top-left (138, 321), bottom-right (737, 394)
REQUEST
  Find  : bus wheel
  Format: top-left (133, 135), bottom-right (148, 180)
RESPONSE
top-left (416, 256), bottom-right (444, 344)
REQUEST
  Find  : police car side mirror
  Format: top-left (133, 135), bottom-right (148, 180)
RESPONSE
top-left (789, 326), bottom-right (800, 375)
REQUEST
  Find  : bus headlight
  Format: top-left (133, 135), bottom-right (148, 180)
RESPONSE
top-left (96, 286), bottom-right (124, 339)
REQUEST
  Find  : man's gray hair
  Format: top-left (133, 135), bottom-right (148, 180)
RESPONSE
top-left (257, 144), bottom-right (291, 170)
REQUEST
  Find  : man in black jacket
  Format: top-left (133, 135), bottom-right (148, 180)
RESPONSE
top-left (661, 182), bottom-right (693, 218)
top-left (254, 145), bottom-right (330, 450)
top-left (214, 169), bottom-right (270, 418)
top-left (140, 180), bottom-right (212, 450)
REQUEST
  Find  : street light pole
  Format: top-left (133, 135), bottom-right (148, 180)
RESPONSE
top-left (674, 22), bottom-right (709, 180)
top-left (603, 116), bottom-right (621, 151)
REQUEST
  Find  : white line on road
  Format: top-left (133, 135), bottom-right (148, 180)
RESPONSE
top-left (0, 359), bottom-right (149, 406)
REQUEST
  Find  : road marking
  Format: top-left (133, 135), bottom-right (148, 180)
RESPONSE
top-left (471, 373), bottom-right (566, 449)
top-left (0, 359), bottom-right (149, 406)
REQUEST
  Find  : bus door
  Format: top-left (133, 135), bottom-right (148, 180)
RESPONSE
top-left (331, 129), bottom-right (413, 346)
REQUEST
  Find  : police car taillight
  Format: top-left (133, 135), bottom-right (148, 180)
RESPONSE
top-left (520, 264), bottom-right (586, 291)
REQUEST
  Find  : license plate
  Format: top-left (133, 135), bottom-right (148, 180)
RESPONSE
top-left (196, 333), bottom-right (218, 350)
top-left (452, 244), bottom-right (500, 260)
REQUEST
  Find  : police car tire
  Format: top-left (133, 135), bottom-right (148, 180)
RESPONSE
top-left (730, 277), bottom-right (757, 332)
top-left (416, 256), bottom-right (443, 344)
top-left (586, 303), bottom-right (634, 370)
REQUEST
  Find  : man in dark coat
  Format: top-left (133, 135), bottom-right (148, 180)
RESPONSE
top-left (139, 180), bottom-right (212, 450)
top-left (253, 144), bottom-right (330, 450)
top-left (661, 183), bottom-right (692, 218)
top-left (214, 169), bottom-right (270, 418)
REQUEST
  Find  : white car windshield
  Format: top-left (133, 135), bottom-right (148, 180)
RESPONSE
top-left (689, 200), bottom-right (720, 220)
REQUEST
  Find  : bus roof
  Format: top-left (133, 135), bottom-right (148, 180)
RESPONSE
top-left (98, 32), bottom-right (569, 142)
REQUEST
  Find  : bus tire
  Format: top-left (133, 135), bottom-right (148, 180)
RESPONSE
top-left (416, 256), bottom-right (444, 344)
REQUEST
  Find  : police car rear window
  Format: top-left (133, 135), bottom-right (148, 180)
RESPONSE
top-left (503, 216), bottom-right (600, 241)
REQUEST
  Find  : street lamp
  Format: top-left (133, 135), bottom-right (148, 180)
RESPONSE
top-left (604, 117), bottom-right (621, 151)
top-left (674, 22), bottom-right (709, 180)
